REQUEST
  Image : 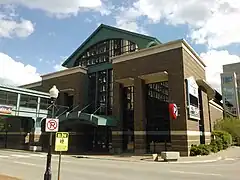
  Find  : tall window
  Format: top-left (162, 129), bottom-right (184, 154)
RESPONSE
top-left (88, 69), bottom-right (113, 115)
top-left (146, 81), bottom-right (170, 146)
top-left (20, 95), bottom-right (38, 108)
top-left (74, 39), bottom-right (138, 67)
top-left (108, 69), bottom-right (113, 115)
top-left (0, 90), bottom-right (18, 106)
top-left (40, 98), bottom-right (51, 110)
top-left (123, 86), bottom-right (134, 151)
top-left (98, 70), bottom-right (107, 114)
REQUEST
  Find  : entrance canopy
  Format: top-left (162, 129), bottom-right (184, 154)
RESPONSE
top-left (138, 71), bottom-right (168, 84)
top-left (58, 111), bottom-right (117, 127)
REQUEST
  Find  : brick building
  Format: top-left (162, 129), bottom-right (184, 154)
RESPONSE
top-left (21, 24), bottom-right (224, 156)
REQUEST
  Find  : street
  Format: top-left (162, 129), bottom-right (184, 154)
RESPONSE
top-left (0, 149), bottom-right (239, 180)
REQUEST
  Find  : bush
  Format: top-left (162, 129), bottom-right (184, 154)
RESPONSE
top-left (190, 130), bottom-right (232, 156)
top-left (212, 130), bottom-right (232, 149)
top-left (190, 144), bottom-right (211, 156)
top-left (210, 140), bottom-right (219, 153)
top-left (214, 117), bottom-right (240, 146)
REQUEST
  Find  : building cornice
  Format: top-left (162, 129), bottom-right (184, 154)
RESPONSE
top-left (209, 100), bottom-right (223, 111)
top-left (112, 39), bottom-right (206, 69)
top-left (20, 81), bottom-right (42, 89)
top-left (41, 66), bottom-right (87, 81)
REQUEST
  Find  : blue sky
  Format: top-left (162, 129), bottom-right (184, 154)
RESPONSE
top-left (0, 0), bottom-right (240, 92)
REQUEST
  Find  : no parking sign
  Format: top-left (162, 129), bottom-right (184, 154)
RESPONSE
top-left (45, 118), bottom-right (59, 132)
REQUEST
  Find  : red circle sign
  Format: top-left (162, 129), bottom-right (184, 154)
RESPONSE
top-left (47, 119), bottom-right (58, 130)
top-left (169, 103), bottom-right (178, 120)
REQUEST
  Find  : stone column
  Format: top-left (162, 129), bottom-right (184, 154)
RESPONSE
top-left (200, 90), bottom-right (211, 144)
top-left (134, 78), bottom-right (147, 154)
top-left (168, 73), bottom-right (188, 156)
top-left (112, 82), bottom-right (124, 153)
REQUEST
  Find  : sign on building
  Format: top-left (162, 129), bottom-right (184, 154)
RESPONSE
top-left (169, 103), bottom-right (178, 120)
top-left (55, 132), bottom-right (69, 152)
top-left (0, 105), bottom-right (12, 115)
top-left (186, 77), bottom-right (200, 120)
top-left (45, 118), bottom-right (59, 132)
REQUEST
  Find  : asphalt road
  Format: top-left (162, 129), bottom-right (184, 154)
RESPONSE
top-left (0, 149), bottom-right (239, 180)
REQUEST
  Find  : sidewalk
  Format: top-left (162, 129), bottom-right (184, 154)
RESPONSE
top-left (72, 146), bottom-right (240, 163)
top-left (0, 174), bottom-right (21, 180)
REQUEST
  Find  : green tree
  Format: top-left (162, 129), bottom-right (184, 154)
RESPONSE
top-left (214, 117), bottom-right (240, 145)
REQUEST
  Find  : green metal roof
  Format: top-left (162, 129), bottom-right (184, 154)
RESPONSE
top-left (0, 83), bottom-right (50, 98)
top-left (58, 112), bottom-right (117, 127)
top-left (62, 24), bottom-right (161, 68)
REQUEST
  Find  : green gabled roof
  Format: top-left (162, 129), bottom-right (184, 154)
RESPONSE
top-left (62, 24), bottom-right (161, 68)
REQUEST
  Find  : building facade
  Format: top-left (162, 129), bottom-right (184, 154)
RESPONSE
top-left (21, 24), bottom-right (224, 156)
top-left (221, 63), bottom-right (240, 118)
top-left (0, 84), bottom-right (50, 149)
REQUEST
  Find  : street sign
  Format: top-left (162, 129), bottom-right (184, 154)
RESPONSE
top-left (45, 118), bottom-right (59, 132)
top-left (55, 132), bottom-right (69, 152)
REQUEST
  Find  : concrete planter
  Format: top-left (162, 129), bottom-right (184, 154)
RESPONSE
top-left (161, 151), bottom-right (179, 162)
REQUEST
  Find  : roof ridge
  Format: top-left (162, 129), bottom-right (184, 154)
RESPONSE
top-left (62, 24), bottom-right (161, 67)
top-left (100, 24), bottom-right (159, 41)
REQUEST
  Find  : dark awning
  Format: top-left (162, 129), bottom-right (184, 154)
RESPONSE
top-left (58, 112), bottom-right (117, 127)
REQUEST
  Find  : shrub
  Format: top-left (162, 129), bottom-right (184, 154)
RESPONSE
top-left (212, 130), bottom-right (232, 149)
top-left (210, 140), bottom-right (219, 153)
top-left (190, 144), bottom-right (211, 156)
top-left (190, 130), bottom-right (232, 156)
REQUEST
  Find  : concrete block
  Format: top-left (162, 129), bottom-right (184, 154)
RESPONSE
top-left (161, 151), bottom-right (179, 162)
top-left (152, 154), bottom-right (158, 161)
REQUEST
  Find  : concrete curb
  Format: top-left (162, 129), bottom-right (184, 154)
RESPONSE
top-left (169, 157), bottom-right (223, 164)
top-left (72, 155), bottom-right (142, 162)
top-left (72, 155), bottom-right (224, 164)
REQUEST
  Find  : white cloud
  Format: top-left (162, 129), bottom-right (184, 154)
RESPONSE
top-left (53, 56), bottom-right (68, 71)
top-left (121, 0), bottom-right (240, 49)
top-left (0, 0), bottom-right (109, 18)
top-left (0, 52), bottom-right (41, 86)
top-left (200, 50), bottom-right (240, 92)
top-left (0, 4), bottom-right (35, 38)
top-left (114, 6), bottom-right (148, 34)
top-left (54, 62), bottom-right (67, 71)
top-left (0, 18), bottom-right (34, 38)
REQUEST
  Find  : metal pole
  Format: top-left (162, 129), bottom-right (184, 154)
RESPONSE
top-left (44, 100), bottom-right (55, 180)
top-left (57, 151), bottom-right (62, 180)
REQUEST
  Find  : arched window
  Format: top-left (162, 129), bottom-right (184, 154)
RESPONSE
top-left (74, 39), bottom-right (138, 67)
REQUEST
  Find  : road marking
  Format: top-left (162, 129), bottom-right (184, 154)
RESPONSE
top-left (0, 155), bottom-right (9, 158)
top-left (224, 158), bottom-right (235, 161)
top-left (13, 161), bottom-right (37, 166)
top-left (170, 170), bottom-right (222, 176)
top-left (29, 154), bottom-right (45, 158)
top-left (11, 154), bottom-right (29, 158)
top-left (171, 157), bottom-right (222, 164)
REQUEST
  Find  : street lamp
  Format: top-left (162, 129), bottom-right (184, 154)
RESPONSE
top-left (44, 85), bottom-right (59, 180)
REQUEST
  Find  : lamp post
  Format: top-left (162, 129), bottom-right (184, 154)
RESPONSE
top-left (44, 85), bottom-right (59, 180)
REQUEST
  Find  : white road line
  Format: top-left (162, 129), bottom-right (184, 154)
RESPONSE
top-left (29, 154), bottom-right (45, 158)
top-left (170, 170), bottom-right (222, 176)
top-left (0, 155), bottom-right (9, 158)
top-left (224, 158), bottom-right (235, 161)
top-left (11, 154), bottom-right (29, 158)
top-left (13, 161), bottom-right (37, 166)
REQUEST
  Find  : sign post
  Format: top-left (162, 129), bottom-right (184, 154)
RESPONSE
top-left (55, 132), bottom-right (69, 180)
